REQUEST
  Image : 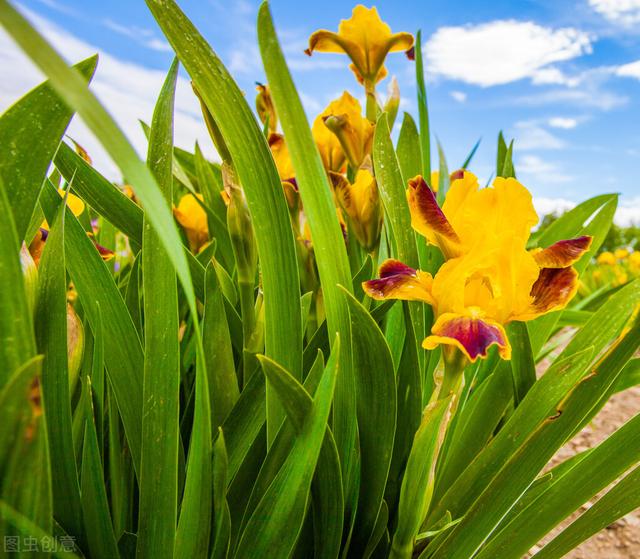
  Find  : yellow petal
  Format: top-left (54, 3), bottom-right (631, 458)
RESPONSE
top-left (333, 169), bottom-right (382, 251)
top-left (174, 193), bottom-right (209, 251)
top-left (363, 259), bottom-right (434, 303)
top-left (306, 5), bottom-right (413, 84)
top-left (321, 91), bottom-right (374, 169)
top-left (268, 133), bottom-right (295, 182)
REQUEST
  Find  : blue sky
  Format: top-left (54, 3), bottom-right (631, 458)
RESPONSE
top-left (1, 0), bottom-right (639, 222)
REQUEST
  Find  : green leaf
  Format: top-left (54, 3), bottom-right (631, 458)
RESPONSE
top-left (433, 362), bottom-right (512, 505)
top-left (204, 263), bottom-right (240, 428)
top-left (234, 338), bottom-right (339, 559)
top-left (501, 139), bottom-right (515, 178)
top-left (81, 379), bottom-right (120, 559)
top-left (0, 55), bottom-right (96, 241)
top-left (391, 396), bottom-right (452, 559)
top-left (342, 289), bottom-right (396, 556)
top-left (435, 141), bottom-right (449, 205)
top-left (136, 59), bottom-right (180, 559)
top-left (35, 197), bottom-right (83, 539)
top-left (174, 348), bottom-right (213, 558)
top-left (0, 175), bottom-right (36, 388)
top-left (0, 356), bottom-right (42, 468)
top-left (507, 321), bottom-right (536, 405)
top-left (478, 411), bottom-right (640, 558)
top-left (54, 143), bottom-right (142, 242)
top-left (257, 2), bottom-right (358, 500)
top-left (40, 182), bottom-right (144, 474)
top-left (461, 138), bottom-right (481, 169)
top-left (54, 143), bottom-right (210, 301)
top-left (0, 0), bottom-right (200, 337)
top-left (223, 368), bottom-right (265, 482)
top-left (396, 112), bottom-right (422, 183)
top-left (534, 464), bottom-right (640, 559)
top-left (211, 430), bottom-right (231, 559)
top-left (194, 143), bottom-right (234, 270)
top-left (147, 0), bottom-right (303, 446)
top-left (414, 30), bottom-right (431, 178)
top-left (373, 114), bottom-right (423, 355)
top-left (0, 500), bottom-right (79, 559)
top-left (429, 318), bottom-right (640, 559)
top-left (496, 132), bottom-right (507, 176)
top-left (427, 346), bottom-right (595, 525)
top-left (615, 358), bottom-right (640, 392)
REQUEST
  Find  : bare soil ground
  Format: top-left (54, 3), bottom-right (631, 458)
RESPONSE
top-left (528, 385), bottom-right (640, 558)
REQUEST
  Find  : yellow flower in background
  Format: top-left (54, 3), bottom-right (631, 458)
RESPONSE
top-left (305, 5), bottom-right (414, 87)
top-left (430, 170), bottom-right (439, 193)
top-left (41, 189), bottom-right (85, 232)
top-left (174, 193), bottom-right (209, 252)
top-left (331, 169), bottom-right (383, 252)
top-left (268, 133), bottom-right (296, 183)
top-left (614, 248), bottom-right (629, 260)
top-left (629, 251), bottom-right (640, 270)
top-left (364, 172), bottom-right (592, 362)
top-left (597, 251), bottom-right (616, 265)
top-left (322, 91), bottom-right (374, 170)
top-left (255, 82), bottom-right (278, 133)
top-left (312, 99), bottom-right (348, 173)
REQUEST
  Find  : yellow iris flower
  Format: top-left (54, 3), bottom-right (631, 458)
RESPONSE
top-left (305, 5), bottom-right (414, 87)
top-left (312, 99), bottom-right (348, 173)
top-left (331, 169), bottom-right (383, 252)
top-left (174, 193), bottom-right (209, 252)
top-left (596, 251), bottom-right (616, 265)
top-left (321, 91), bottom-right (374, 170)
top-left (614, 248), bottom-right (629, 260)
top-left (364, 171), bottom-right (592, 362)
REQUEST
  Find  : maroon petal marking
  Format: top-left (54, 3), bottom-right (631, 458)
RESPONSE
top-left (533, 236), bottom-right (593, 268)
top-left (449, 169), bottom-right (465, 181)
top-left (425, 314), bottom-right (510, 361)
top-left (530, 267), bottom-right (578, 314)
top-left (407, 175), bottom-right (461, 257)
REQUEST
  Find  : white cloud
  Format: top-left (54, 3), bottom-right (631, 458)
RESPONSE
top-left (532, 195), bottom-right (640, 225)
top-left (533, 196), bottom-right (577, 217)
top-left (513, 121), bottom-right (565, 150)
top-left (589, 0), bottom-right (640, 26)
top-left (616, 60), bottom-right (640, 79)
top-left (516, 154), bottom-right (574, 183)
top-left (616, 197), bottom-right (640, 225)
top-left (0, 6), bottom-right (215, 180)
top-left (103, 19), bottom-right (172, 52)
top-left (548, 117), bottom-right (579, 129)
top-left (531, 66), bottom-right (581, 87)
top-left (514, 86), bottom-right (627, 110)
top-left (450, 90), bottom-right (467, 102)
top-left (425, 20), bottom-right (592, 87)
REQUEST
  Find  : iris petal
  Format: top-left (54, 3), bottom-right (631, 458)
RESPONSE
top-left (532, 236), bottom-right (593, 268)
top-left (362, 259), bottom-right (434, 302)
top-left (407, 175), bottom-right (461, 258)
top-left (423, 312), bottom-right (511, 361)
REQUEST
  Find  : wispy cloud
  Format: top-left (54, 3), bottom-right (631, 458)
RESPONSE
top-left (548, 116), bottom-right (579, 129)
top-left (512, 120), bottom-right (565, 150)
top-left (515, 154), bottom-right (574, 183)
top-left (450, 90), bottom-right (467, 103)
top-left (424, 20), bottom-right (592, 87)
top-left (103, 19), bottom-right (172, 52)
